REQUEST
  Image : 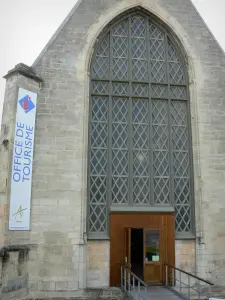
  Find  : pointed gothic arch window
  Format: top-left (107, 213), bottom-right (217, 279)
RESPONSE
top-left (88, 11), bottom-right (194, 239)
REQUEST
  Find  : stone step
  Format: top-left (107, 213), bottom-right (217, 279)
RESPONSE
top-left (26, 287), bottom-right (127, 300)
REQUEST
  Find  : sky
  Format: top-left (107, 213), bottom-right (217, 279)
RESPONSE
top-left (0, 0), bottom-right (225, 125)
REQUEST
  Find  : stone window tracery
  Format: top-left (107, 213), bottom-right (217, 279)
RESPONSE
top-left (88, 12), bottom-right (193, 239)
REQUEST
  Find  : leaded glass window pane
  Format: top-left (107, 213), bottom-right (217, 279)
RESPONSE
top-left (92, 35), bottom-right (109, 79)
top-left (168, 38), bottom-right (185, 84)
top-left (89, 96), bottom-right (108, 234)
top-left (149, 22), bottom-right (166, 83)
top-left (112, 20), bottom-right (129, 80)
top-left (89, 12), bottom-right (193, 238)
top-left (131, 16), bottom-right (148, 81)
top-left (133, 99), bottom-right (150, 204)
top-left (112, 98), bottom-right (129, 204)
top-left (152, 100), bottom-right (170, 205)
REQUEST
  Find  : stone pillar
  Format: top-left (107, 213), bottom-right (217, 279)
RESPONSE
top-left (0, 63), bottom-right (42, 246)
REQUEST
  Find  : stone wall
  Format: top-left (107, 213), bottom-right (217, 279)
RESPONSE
top-left (174, 241), bottom-right (196, 297)
top-left (0, 245), bottom-right (36, 300)
top-left (32, 0), bottom-right (225, 289)
top-left (86, 239), bottom-right (196, 290)
top-left (87, 241), bottom-right (110, 288)
top-left (0, 0), bottom-right (225, 298)
top-left (175, 241), bottom-right (196, 274)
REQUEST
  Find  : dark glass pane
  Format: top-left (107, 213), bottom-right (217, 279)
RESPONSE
top-left (112, 177), bottom-right (128, 204)
top-left (149, 22), bottom-right (166, 82)
top-left (112, 82), bottom-right (128, 95)
top-left (145, 230), bottom-right (160, 262)
top-left (89, 204), bottom-right (107, 232)
top-left (112, 20), bottom-right (128, 80)
top-left (175, 205), bottom-right (191, 232)
top-left (152, 85), bottom-right (167, 98)
top-left (168, 38), bottom-right (185, 84)
top-left (170, 86), bottom-right (186, 100)
top-left (93, 35), bottom-right (109, 78)
top-left (133, 177), bottom-right (150, 204)
top-left (132, 83), bottom-right (148, 97)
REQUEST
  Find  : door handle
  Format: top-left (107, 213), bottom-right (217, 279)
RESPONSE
top-left (124, 263), bottom-right (132, 268)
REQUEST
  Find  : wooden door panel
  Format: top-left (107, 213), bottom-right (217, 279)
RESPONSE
top-left (110, 213), bottom-right (175, 287)
top-left (145, 264), bottom-right (161, 283)
top-left (144, 229), bottom-right (162, 284)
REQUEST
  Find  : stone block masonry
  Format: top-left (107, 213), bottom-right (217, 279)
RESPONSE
top-left (0, 0), bottom-right (225, 298)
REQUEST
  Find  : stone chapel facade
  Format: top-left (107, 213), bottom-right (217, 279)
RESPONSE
top-left (1, 0), bottom-right (225, 299)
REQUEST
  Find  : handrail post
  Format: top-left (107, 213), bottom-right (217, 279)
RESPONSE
top-left (166, 265), bottom-right (168, 286)
top-left (128, 272), bottom-right (131, 293)
top-left (188, 275), bottom-right (190, 300)
top-left (172, 267), bottom-right (175, 287)
top-left (198, 279), bottom-right (200, 300)
top-left (209, 284), bottom-right (212, 298)
top-left (180, 271), bottom-right (181, 294)
top-left (138, 281), bottom-right (140, 300)
top-left (166, 264), bottom-right (214, 300)
top-left (124, 268), bottom-right (126, 291)
top-left (121, 266), bottom-right (123, 290)
top-left (133, 275), bottom-right (135, 290)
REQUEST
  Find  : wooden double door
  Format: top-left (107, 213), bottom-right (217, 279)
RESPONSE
top-left (110, 213), bottom-right (175, 286)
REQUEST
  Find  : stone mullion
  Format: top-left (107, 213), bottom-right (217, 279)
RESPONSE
top-left (107, 29), bottom-right (113, 235)
top-left (128, 16), bottom-right (133, 205)
top-left (165, 33), bottom-right (174, 208)
top-left (146, 17), bottom-right (154, 206)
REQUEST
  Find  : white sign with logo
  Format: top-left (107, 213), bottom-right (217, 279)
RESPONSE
top-left (9, 87), bottom-right (37, 230)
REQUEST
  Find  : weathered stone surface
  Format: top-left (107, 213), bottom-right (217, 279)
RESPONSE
top-left (0, 244), bottom-right (37, 255)
top-left (3, 63), bottom-right (43, 83)
top-left (0, 0), bottom-right (225, 298)
top-left (87, 242), bottom-right (110, 288)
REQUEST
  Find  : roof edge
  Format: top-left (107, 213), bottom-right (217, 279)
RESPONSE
top-left (188, 0), bottom-right (225, 55)
top-left (3, 63), bottom-right (43, 83)
top-left (32, 0), bottom-right (83, 68)
top-left (32, 0), bottom-right (225, 70)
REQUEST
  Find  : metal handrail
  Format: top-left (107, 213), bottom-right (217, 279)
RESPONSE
top-left (166, 264), bottom-right (214, 286)
top-left (165, 264), bottom-right (214, 300)
top-left (121, 264), bottom-right (148, 300)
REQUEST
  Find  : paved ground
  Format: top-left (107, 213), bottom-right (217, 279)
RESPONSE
top-left (130, 286), bottom-right (182, 300)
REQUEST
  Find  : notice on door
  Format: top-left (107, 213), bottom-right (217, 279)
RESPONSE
top-left (152, 255), bottom-right (159, 261)
top-left (9, 87), bottom-right (37, 230)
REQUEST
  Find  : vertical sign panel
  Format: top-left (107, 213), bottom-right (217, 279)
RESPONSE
top-left (9, 87), bottom-right (37, 230)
